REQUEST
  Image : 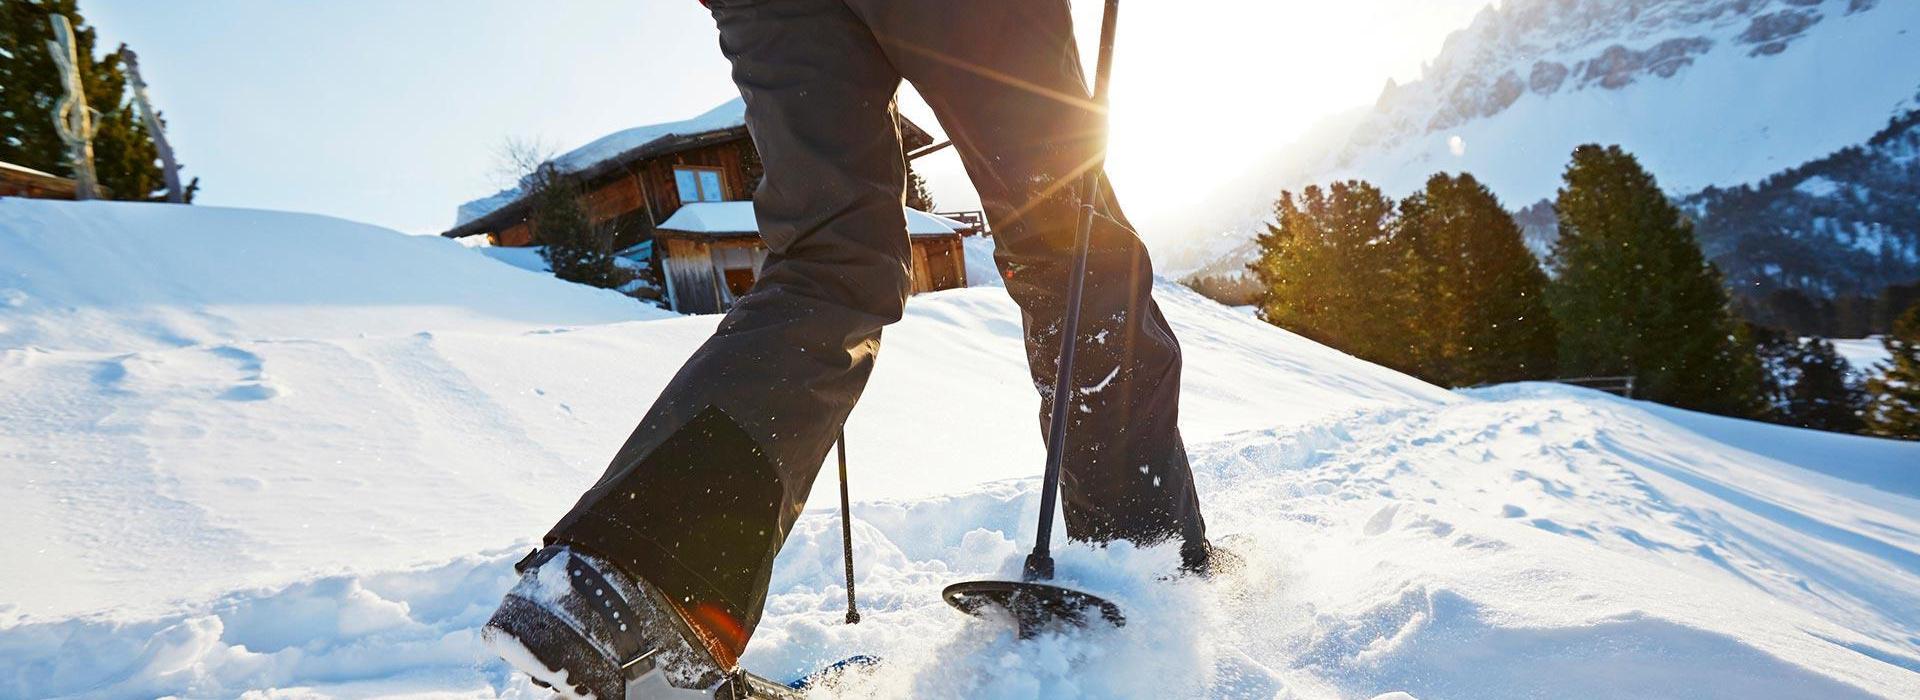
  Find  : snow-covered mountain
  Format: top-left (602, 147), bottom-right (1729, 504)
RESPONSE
top-left (1682, 109), bottom-right (1920, 300)
top-left (4, 199), bottom-right (1919, 698)
top-left (1178, 0), bottom-right (1920, 305)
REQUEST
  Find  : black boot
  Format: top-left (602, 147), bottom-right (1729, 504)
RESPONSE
top-left (483, 545), bottom-right (732, 699)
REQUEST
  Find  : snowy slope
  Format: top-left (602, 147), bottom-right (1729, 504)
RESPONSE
top-left (2, 200), bottom-right (1918, 699)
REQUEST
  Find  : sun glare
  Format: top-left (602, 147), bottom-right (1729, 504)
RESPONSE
top-left (1081, 0), bottom-right (1488, 239)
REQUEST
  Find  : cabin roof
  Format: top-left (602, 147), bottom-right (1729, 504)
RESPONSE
top-left (657, 201), bottom-right (965, 238)
top-left (445, 98), bottom-right (935, 239)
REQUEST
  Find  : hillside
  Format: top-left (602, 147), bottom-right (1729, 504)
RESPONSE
top-left (1, 200), bottom-right (1917, 698)
top-left (1177, 0), bottom-right (1920, 312)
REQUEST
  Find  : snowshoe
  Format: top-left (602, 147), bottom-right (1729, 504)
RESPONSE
top-left (483, 545), bottom-right (800, 699)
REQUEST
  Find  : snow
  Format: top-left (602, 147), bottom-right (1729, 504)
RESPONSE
top-left (1797, 175), bottom-right (1844, 198)
top-left (659, 201), bottom-right (966, 237)
top-left (475, 245), bottom-right (551, 274)
top-left (1833, 337), bottom-right (1894, 379)
top-left (0, 160), bottom-right (65, 180)
top-left (4, 200), bottom-right (1920, 699)
top-left (551, 99), bottom-right (747, 176)
top-left (961, 235), bottom-right (1004, 288)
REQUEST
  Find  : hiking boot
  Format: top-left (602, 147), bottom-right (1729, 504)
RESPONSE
top-left (483, 545), bottom-right (733, 699)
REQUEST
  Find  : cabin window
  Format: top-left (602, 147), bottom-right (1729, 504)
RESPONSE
top-left (674, 166), bottom-right (726, 203)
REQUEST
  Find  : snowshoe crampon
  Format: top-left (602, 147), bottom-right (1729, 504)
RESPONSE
top-left (942, 580), bottom-right (1125, 639)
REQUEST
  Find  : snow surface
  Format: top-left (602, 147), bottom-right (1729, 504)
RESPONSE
top-left (660, 202), bottom-right (965, 237)
top-left (3, 200), bottom-right (1919, 699)
top-left (1834, 337), bottom-right (1894, 379)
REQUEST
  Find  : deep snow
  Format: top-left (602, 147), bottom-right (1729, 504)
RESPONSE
top-left (2, 200), bottom-right (1917, 699)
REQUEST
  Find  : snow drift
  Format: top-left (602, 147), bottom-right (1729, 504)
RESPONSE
top-left (1, 199), bottom-right (1917, 699)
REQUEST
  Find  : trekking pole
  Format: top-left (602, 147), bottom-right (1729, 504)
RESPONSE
top-left (942, 0), bottom-right (1127, 639)
top-left (1023, 0), bottom-right (1122, 584)
top-left (836, 429), bottom-right (861, 624)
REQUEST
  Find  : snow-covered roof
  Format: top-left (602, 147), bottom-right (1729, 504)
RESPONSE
top-left (659, 201), bottom-right (966, 237)
top-left (551, 98), bottom-right (747, 175)
top-left (454, 99), bottom-right (749, 226)
top-left (0, 160), bottom-right (65, 180)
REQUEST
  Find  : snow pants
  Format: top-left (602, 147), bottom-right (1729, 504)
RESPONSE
top-left (547, 0), bottom-right (1204, 663)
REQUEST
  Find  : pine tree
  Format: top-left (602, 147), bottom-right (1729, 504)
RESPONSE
top-left (1749, 323), bottom-right (1798, 420)
top-left (0, 0), bottom-right (189, 201)
top-left (1398, 173), bottom-right (1557, 386)
top-left (1249, 181), bottom-right (1422, 375)
top-left (529, 165), bottom-right (629, 290)
top-left (1865, 304), bottom-right (1920, 439)
top-left (905, 165), bottom-right (937, 212)
top-left (1782, 337), bottom-right (1867, 433)
top-left (1547, 145), bottom-right (1760, 416)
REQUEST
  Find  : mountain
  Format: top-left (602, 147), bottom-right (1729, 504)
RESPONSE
top-left (1178, 0), bottom-right (1920, 315)
top-left (4, 200), bottom-right (1920, 698)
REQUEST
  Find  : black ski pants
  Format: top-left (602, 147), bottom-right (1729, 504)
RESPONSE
top-left (548, 0), bottom-right (1204, 662)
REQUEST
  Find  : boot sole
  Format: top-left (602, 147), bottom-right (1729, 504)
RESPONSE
top-left (484, 594), bottom-right (626, 699)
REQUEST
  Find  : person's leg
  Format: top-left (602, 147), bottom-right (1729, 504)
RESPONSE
top-left (848, 0), bottom-right (1207, 553)
top-left (543, 0), bottom-right (907, 666)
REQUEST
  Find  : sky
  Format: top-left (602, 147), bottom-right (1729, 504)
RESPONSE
top-left (83, 0), bottom-right (1490, 245)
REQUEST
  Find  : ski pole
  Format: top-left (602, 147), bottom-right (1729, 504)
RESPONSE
top-left (837, 429), bottom-right (861, 624)
top-left (1024, 0), bottom-right (1121, 584)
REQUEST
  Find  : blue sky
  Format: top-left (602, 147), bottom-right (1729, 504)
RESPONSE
top-left (84, 0), bottom-right (1488, 240)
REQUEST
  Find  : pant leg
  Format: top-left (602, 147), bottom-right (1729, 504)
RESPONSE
top-left (545, 0), bottom-right (906, 665)
top-left (848, 0), bottom-right (1206, 549)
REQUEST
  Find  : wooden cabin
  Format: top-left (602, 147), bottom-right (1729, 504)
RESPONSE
top-left (0, 161), bottom-right (80, 199)
top-left (442, 98), bottom-right (970, 313)
top-left (656, 201), bottom-right (968, 314)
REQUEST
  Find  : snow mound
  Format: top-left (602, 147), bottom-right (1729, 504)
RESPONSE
top-left (2, 201), bottom-right (1917, 699)
top-left (0, 199), bottom-right (665, 352)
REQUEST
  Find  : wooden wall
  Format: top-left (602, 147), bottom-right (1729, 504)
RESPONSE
top-left (662, 238), bottom-right (720, 315)
top-left (636, 140), bottom-right (754, 225)
top-left (488, 138), bottom-right (757, 254)
top-left (909, 235), bottom-right (967, 294)
top-left (667, 234), bottom-right (965, 314)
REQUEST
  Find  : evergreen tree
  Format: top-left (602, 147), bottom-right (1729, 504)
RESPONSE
top-left (0, 0), bottom-right (190, 201)
top-left (1249, 181), bottom-right (1422, 375)
top-left (529, 165), bottom-right (629, 290)
top-left (905, 165), bottom-right (937, 212)
top-left (1781, 337), bottom-right (1867, 433)
top-left (1749, 323), bottom-right (1798, 419)
top-left (1748, 325), bottom-right (1868, 433)
top-left (1865, 304), bottom-right (1920, 440)
top-left (1398, 173), bottom-right (1557, 386)
top-left (1547, 145), bottom-right (1760, 416)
